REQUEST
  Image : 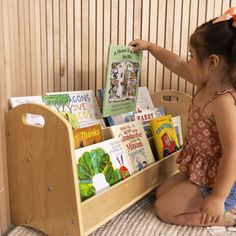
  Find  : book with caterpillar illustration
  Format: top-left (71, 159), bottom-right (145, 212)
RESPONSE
top-left (75, 137), bottom-right (132, 201)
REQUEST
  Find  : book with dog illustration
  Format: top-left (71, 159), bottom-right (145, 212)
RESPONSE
top-left (75, 137), bottom-right (132, 201)
top-left (110, 121), bottom-right (155, 172)
top-left (150, 115), bottom-right (180, 160)
top-left (102, 44), bottom-right (143, 117)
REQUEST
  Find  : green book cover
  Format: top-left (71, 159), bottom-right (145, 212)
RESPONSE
top-left (102, 44), bottom-right (143, 117)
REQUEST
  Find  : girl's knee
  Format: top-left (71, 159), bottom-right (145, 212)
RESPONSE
top-left (154, 199), bottom-right (172, 223)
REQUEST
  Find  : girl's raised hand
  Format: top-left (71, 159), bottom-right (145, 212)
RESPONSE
top-left (129, 39), bottom-right (150, 53)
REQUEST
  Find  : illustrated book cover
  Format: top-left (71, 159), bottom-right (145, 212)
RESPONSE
top-left (73, 124), bottom-right (102, 149)
top-left (44, 90), bottom-right (106, 128)
top-left (150, 115), bottom-right (180, 160)
top-left (10, 90), bottom-right (106, 129)
top-left (110, 120), bottom-right (155, 173)
top-left (102, 44), bottom-right (143, 117)
top-left (75, 137), bottom-right (132, 201)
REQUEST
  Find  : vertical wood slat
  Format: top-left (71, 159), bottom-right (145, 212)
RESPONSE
top-left (163, 0), bottom-right (174, 91)
top-left (74, 0), bottom-right (82, 90)
top-left (40, 0), bottom-right (48, 94)
top-left (140, 0), bottom-right (149, 87)
top-left (0, 0), bottom-right (10, 233)
top-left (156, 0), bottom-right (166, 91)
top-left (171, 0), bottom-right (182, 91)
top-left (67, 0), bottom-right (75, 91)
top-left (88, 0), bottom-right (96, 91)
top-left (148, 0), bottom-right (158, 94)
top-left (46, 0), bottom-right (54, 93)
top-left (186, 0), bottom-right (198, 96)
top-left (53, 0), bottom-right (61, 92)
top-left (96, 0), bottom-right (103, 91)
top-left (179, 0), bottom-right (190, 93)
top-left (60, 0), bottom-right (68, 91)
top-left (103, 0), bottom-right (111, 88)
top-left (118, 0), bottom-right (126, 45)
top-left (81, 0), bottom-right (89, 90)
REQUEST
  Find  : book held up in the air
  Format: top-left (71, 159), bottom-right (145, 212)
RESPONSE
top-left (102, 44), bottom-right (143, 117)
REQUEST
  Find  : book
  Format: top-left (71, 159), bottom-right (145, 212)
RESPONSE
top-left (172, 116), bottom-right (183, 146)
top-left (135, 86), bottom-right (155, 113)
top-left (9, 96), bottom-right (45, 126)
top-left (150, 115), bottom-right (180, 160)
top-left (10, 90), bottom-right (106, 129)
top-left (73, 124), bottom-right (102, 149)
top-left (110, 121), bottom-right (155, 173)
top-left (99, 87), bottom-right (156, 126)
top-left (102, 44), bottom-right (142, 117)
top-left (75, 137), bottom-right (132, 201)
top-left (44, 90), bottom-right (106, 128)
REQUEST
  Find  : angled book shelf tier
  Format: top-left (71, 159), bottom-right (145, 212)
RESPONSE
top-left (6, 90), bottom-right (192, 236)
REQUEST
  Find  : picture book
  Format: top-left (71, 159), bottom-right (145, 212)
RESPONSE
top-left (10, 90), bottom-right (106, 129)
top-left (73, 124), bottom-right (102, 149)
top-left (75, 137), bottom-right (132, 201)
top-left (102, 44), bottom-right (143, 117)
top-left (135, 86), bottom-right (155, 113)
top-left (9, 95), bottom-right (45, 126)
top-left (150, 115), bottom-right (180, 160)
top-left (44, 90), bottom-right (106, 128)
top-left (172, 116), bottom-right (183, 146)
top-left (110, 121), bottom-right (155, 173)
top-left (106, 112), bottom-right (135, 126)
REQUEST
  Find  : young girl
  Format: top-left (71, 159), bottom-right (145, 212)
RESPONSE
top-left (129, 7), bottom-right (236, 227)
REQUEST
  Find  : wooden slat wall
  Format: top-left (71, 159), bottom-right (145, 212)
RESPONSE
top-left (0, 0), bottom-right (234, 233)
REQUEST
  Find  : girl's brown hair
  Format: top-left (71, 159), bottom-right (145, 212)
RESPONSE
top-left (190, 19), bottom-right (236, 87)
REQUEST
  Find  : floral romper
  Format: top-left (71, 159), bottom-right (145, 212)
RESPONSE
top-left (176, 88), bottom-right (236, 211)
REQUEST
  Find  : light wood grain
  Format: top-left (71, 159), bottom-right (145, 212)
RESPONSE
top-left (1, 1), bottom-right (231, 233)
top-left (7, 104), bottom-right (83, 236)
top-left (6, 91), bottom-right (192, 235)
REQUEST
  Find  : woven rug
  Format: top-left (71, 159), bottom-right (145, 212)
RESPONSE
top-left (7, 192), bottom-right (236, 236)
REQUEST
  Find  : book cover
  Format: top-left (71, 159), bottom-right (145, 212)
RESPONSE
top-left (172, 116), bottom-right (183, 146)
top-left (73, 124), bottom-right (102, 149)
top-left (44, 90), bottom-right (106, 128)
top-left (102, 44), bottom-right (142, 117)
top-left (135, 86), bottom-right (155, 113)
top-left (110, 120), bottom-right (155, 173)
top-left (75, 137), bottom-right (132, 201)
top-left (9, 96), bottom-right (45, 126)
top-left (150, 115), bottom-right (180, 160)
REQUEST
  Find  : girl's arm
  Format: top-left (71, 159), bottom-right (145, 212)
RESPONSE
top-left (129, 39), bottom-right (194, 84)
top-left (201, 93), bottom-right (236, 224)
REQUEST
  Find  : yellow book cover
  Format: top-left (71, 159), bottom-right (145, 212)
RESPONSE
top-left (150, 115), bottom-right (180, 160)
top-left (73, 124), bottom-right (102, 149)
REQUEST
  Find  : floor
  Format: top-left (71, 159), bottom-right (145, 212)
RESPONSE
top-left (6, 192), bottom-right (236, 236)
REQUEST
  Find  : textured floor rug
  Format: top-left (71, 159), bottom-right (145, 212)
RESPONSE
top-left (7, 192), bottom-right (236, 236)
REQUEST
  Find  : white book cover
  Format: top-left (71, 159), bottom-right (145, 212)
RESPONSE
top-left (110, 120), bottom-right (155, 173)
top-left (135, 87), bottom-right (155, 113)
top-left (172, 116), bottom-right (183, 146)
top-left (75, 137), bottom-right (132, 201)
top-left (9, 96), bottom-right (45, 126)
top-left (134, 109), bottom-right (156, 123)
